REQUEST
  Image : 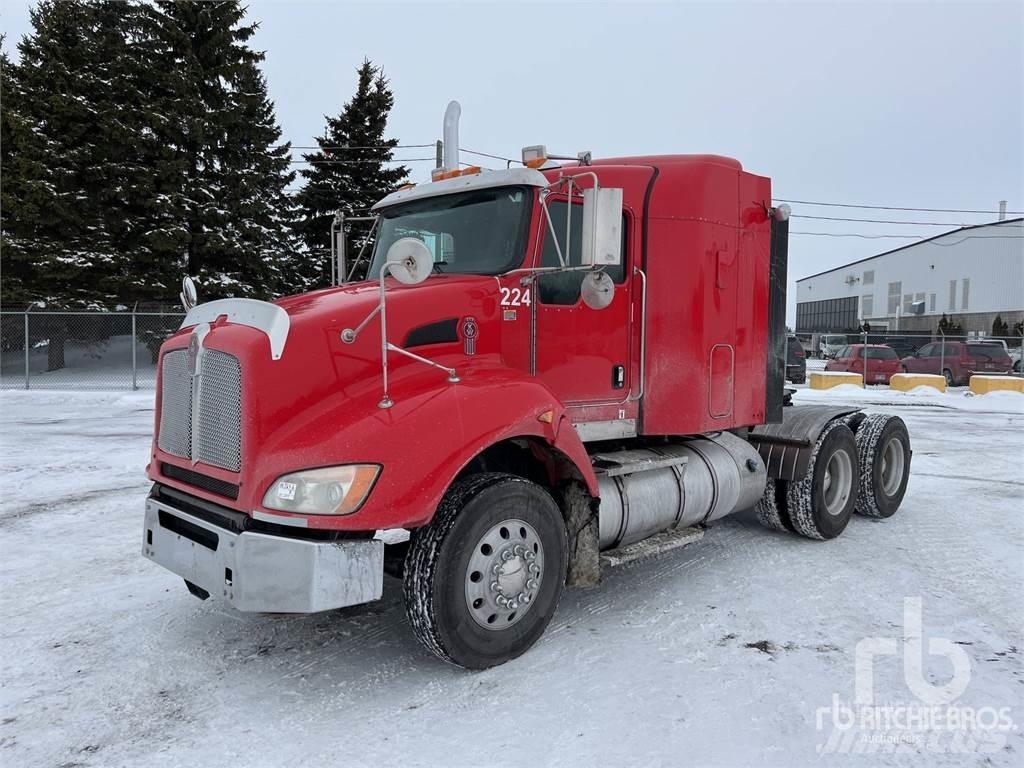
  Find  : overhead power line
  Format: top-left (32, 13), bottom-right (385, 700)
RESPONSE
top-left (278, 143), bottom-right (434, 151)
top-left (791, 214), bottom-right (979, 227)
top-left (790, 231), bottom-right (1024, 245)
top-left (462, 148), bottom-right (519, 164)
top-left (288, 157), bottom-right (434, 165)
top-left (776, 198), bottom-right (1023, 215)
top-left (790, 231), bottom-right (921, 239)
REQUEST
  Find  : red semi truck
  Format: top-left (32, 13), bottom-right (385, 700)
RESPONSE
top-left (142, 103), bottom-right (912, 669)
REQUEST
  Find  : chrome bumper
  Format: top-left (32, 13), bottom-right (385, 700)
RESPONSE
top-left (142, 497), bottom-right (384, 613)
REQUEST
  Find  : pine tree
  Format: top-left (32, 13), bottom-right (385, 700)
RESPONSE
top-left (0, 39), bottom-right (38, 309)
top-left (2, 1), bottom-right (183, 310)
top-left (293, 60), bottom-right (409, 286)
top-left (151, 0), bottom-right (297, 300)
top-left (2, 0), bottom-right (110, 309)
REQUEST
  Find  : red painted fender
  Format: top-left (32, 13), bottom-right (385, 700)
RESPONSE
top-left (245, 368), bottom-right (599, 530)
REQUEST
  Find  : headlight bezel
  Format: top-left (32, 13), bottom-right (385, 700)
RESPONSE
top-left (261, 464), bottom-right (382, 517)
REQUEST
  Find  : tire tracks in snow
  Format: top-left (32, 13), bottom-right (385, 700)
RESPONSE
top-left (0, 484), bottom-right (144, 528)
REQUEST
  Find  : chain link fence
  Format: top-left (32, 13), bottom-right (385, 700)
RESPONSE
top-left (796, 330), bottom-right (1023, 381)
top-left (0, 310), bottom-right (186, 390)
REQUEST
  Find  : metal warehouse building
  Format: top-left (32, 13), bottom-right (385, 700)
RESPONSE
top-left (795, 218), bottom-right (1024, 334)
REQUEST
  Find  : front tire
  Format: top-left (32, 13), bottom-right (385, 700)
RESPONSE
top-left (403, 473), bottom-right (567, 669)
top-left (786, 420), bottom-right (858, 540)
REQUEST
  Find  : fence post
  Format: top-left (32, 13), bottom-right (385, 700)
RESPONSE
top-left (862, 329), bottom-right (868, 384)
top-left (131, 304), bottom-right (138, 391)
top-left (939, 329), bottom-right (945, 382)
top-left (23, 312), bottom-right (30, 390)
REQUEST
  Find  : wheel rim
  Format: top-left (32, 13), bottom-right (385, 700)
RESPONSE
top-left (944, 370), bottom-right (953, 385)
top-left (880, 436), bottom-right (905, 497)
top-left (821, 448), bottom-right (853, 515)
top-left (465, 519), bottom-right (544, 631)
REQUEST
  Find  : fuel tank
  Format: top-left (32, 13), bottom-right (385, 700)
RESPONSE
top-left (595, 432), bottom-right (766, 550)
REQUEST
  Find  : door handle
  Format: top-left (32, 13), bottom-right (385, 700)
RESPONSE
top-left (612, 365), bottom-right (625, 389)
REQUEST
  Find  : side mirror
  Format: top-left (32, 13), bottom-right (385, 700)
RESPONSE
top-left (180, 276), bottom-right (198, 311)
top-left (384, 238), bottom-right (433, 285)
top-left (581, 187), bottom-right (623, 267)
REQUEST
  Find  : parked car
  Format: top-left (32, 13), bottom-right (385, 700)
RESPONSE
top-left (818, 334), bottom-right (848, 359)
top-left (900, 341), bottom-right (1013, 386)
top-left (785, 334), bottom-right (806, 383)
top-left (882, 337), bottom-right (922, 360)
top-left (825, 344), bottom-right (902, 385)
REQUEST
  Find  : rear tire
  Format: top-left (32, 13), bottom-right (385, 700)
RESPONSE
top-left (403, 473), bottom-right (567, 669)
top-left (755, 478), bottom-right (793, 532)
top-left (786, 420), bottom-right (858, 540)
top-left (943, 368), bottom-right (955, 387)
top-left (852, 414), bottom-right (911, 519)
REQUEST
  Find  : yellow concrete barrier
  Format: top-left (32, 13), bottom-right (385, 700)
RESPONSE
top-left (809, 371), bottom-right (863, 390)
top-left (889, 373), bottom-right (946, 393)
top-left (969, 375), bottom-right (1024, 395)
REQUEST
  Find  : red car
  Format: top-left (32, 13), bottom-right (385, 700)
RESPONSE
top-left (900, 341), bottom-right (1013, 386)
top-left (825, 344), bottom-right (901, 385)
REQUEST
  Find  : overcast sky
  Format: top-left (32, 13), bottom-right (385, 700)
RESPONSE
top-left (3, 1), bottom-right (1022, 322)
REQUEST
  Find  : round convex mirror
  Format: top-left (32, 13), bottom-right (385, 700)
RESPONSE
top-left (180, 276), bottom-right (198, 311)
top-left (385, 238), bottom-right (433, 285)
top-left (580, 271), bottom-right (615, 310)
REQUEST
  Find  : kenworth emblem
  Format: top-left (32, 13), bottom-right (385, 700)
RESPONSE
top-left (461, 316), bottom-right (478, 355)
top-left (187, 332), bottom-right (201, 375)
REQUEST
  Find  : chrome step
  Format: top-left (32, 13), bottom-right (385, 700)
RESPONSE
top-left (591, 452), bottom-right (688, 477)
top-left (599, 526), bottom-right (705, 568)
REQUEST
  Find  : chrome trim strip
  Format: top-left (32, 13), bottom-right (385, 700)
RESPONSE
top-left (181, 299), bottom-right (290, 360)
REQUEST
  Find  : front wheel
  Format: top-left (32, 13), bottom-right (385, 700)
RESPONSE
top-left (403, 473), bottom-right (567, 669)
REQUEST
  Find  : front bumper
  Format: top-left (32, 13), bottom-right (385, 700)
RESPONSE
top-left (142, 497), bottom-right (384, 613)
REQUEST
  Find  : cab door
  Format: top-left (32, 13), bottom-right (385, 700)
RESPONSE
top-left (532, 199), bottom-right (632, 405)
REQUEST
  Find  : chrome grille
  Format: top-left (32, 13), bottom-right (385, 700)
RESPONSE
top-left (157, 350), bottom-right (192, 459)
top-left (194, 350), bottom-right (242, 472)
top-left (156, 347), bottom-right (242, 473)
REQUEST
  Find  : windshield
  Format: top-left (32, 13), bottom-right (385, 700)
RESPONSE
top-left (368, 186), bottom-right (532, 278)
top-left (864, 347), bottom-right (898, 360)
top-left (967, 343), bottom-right (1009, 360)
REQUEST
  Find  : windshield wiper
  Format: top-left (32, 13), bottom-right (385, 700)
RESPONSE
top-left (431, 261), bottom-right (448, 274)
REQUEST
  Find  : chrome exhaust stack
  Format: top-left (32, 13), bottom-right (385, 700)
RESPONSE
top-left (442, 100), bottom-right (461, 172)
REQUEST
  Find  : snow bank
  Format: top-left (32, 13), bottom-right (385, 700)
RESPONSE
top-left (1, 391), bottom-right (1021, 767)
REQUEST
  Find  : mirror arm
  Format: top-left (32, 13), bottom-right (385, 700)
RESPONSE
top-left (538, 191), bottom-right (566, 268)
top-left (343, 258), bottom-right (458, 409)
top-left (344, 215), bottom-right (380, 283)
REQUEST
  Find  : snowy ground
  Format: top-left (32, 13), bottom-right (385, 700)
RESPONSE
top-left (1, 388), bottom-right (1022, 767)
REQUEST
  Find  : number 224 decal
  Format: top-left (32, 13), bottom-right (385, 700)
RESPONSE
top-left (500, 287), bottom-right (531, 307)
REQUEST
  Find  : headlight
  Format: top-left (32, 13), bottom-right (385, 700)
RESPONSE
top-left (262, 465), bottom-right (380, 516)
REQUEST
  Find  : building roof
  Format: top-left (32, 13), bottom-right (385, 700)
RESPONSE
top-left (795, 217), bottom-right (1024, 283)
